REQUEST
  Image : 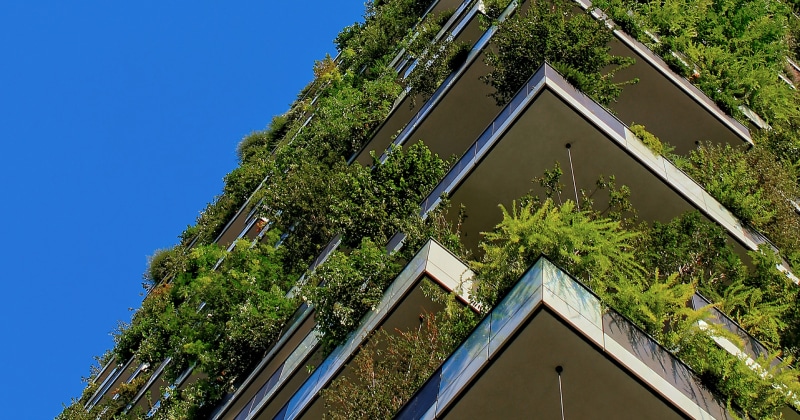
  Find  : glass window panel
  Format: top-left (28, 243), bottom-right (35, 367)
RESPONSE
top-left (396, 369), bottom-right (441, 420)
top-left (542, 260), bottom-right (601, 327)
top-left (437, 347), bottom-right (488, 414)
top-left (489, 285), bottom-right (542, 357)
top-left (440, 319), bottom-right (489, 394)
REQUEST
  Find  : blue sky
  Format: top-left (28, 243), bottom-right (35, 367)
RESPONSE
top-left (0, 2), bottom-right (364, 417)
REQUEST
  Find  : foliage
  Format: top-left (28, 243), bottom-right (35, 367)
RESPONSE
top-left (639, 211), bottom-right (745, 291)
top-left (64, 0), bottom-right (800, 417)
top-left (400, 199), bottom-right (470, 262)
top-left (716, 248), bottom-right (800, 357)
top-left (322, 282), bottom-right (477, 418)
top-left (144, 247), bottom-right (187, 287)
top-left (630, 123), bottom-right (673, 156)
top-left (403, 10), bottom-right (471, 104)
top-left (335, 0), bottom-right (431, 73)
top-left (475, 193), bottom-right (800, 416)
top-left (180, 148), bottom-right (277, 246)
top-left (483, 0), bottom-right (637, 106)
top-left (305, 238), bottom-right (401, 352)
top-left (109, 235), bottom-right (296, 417)
top-left (259, 143), bottom-right (447, 274)
top-left (481, 0), bottom-right (514, 20)
top-left (473, 198), bottom-right (643, 308)
top-left (674, 143), bottom-right (800, 268)
top-left (236, 114), bottom-right (289, 163)
top-left (322, 315), bottom-right (446, 419)
top-left (593, 0), bottom-right (800, 167)
top-left (676, 333), bottom-right (800, 418)
top-left (292, 67), bottom-right (403, 160)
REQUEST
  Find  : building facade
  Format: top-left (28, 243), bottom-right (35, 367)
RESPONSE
top-left (63, 0), bottom-right (800, 418)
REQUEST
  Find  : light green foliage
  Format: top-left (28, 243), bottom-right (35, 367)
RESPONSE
top-left (675, 143), bottom-right (774, 226)
top-left (107, 235), bottom-right (296, 418)
top-left (593, 0), bottom-right (800, 167)
top-left (597, 0), bottom-right (793, 111)
top-left (719, 248), bottom-right (800, 357)
top-left (483, 0), bottom-right (636, 106)
top-left (676, 333), bottom-right (800, 417)
top-left (236, 115), bottom-right (289, 163)
top-left (473, 198), bottom-right (643, 308)
top-left (630, 123), bottom-right (673, 156)
top-left (675, 143), bottom-right (800, 268)
top-left (305, 238), bottom-right (401, 351)
top-left (295, 68), bottom-right (403, 160)
top-left (475, 193), bottom-right (800, 416)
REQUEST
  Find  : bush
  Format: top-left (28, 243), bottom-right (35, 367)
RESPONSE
top-left (483, 0), bottom-right (636, 106)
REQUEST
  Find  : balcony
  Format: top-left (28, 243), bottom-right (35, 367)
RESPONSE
top-left (213, 239), bottom-right (474, 419)
top-left (418, 63), bottom-right (767, 263)
top-left (356, 0), bottom-right (753, 173)
top-left (397, 256), bottom-right (736, 419)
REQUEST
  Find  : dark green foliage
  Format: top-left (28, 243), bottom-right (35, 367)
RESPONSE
top-left (305, 239), bottom-right (401, 352)
top-left (335, 0), bottom-right (431, 72)
top-left (481, 0), bottom-right (514, 20)
top-left (403, 10), bottom-right (470, 104)
top-left (180, 148), bottom-right (277, 247)
top-left (236, 114), bottom-right (289, 163)
top-left (260, 143), bottom-right (447, 274)
top-left (143, 246), bottom-right (187, 287)
top-left (483, 0), bottom-right (636, 106)
top-left (639, 211), bottom-right (746, 291)
top-left (110, 236), bottom-right (296, 416)
top-left (322, 315), bottom-right (447, 418)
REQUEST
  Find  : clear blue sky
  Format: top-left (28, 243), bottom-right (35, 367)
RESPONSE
top-left (0, 2), bottom-right (365, 418)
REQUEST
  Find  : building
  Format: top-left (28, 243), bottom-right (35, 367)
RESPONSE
top-left (63, 0), bottom-right (800, 419)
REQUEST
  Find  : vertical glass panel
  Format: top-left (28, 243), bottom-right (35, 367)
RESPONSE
top-left (439, 318), bottom-right (489, 396)
top-left (396, 369), bottom-right (441, 420)
top-left (436, 347), bottom-right (488, 414)
top-left (285, 366), bottom-right (323, 419)
top-left (281, 331), bottom-right (319, 382)
top-left (489, 285), bottom-right (542, 357)
top-left (488, 261), bottom-right (543, 344)
top-left (475, 126), bottom-right (493, 156)
top-left (542, 260), bottom-right (602, 328)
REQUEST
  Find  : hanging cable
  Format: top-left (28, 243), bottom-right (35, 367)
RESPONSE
top-left (566, 144), bottom-right (579, 211)
top-left (556, 365), bottom-right (565, 420)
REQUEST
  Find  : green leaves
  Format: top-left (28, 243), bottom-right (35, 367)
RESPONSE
top-left (483, 0), bottom-right (636, 106)
top-left (473, 198), bottom-right (643, 308)
top-left (305, 238), bottom-right (401, 351)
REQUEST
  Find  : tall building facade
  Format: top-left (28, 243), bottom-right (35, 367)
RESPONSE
top-left (62, 0), bottom-right (800, 418)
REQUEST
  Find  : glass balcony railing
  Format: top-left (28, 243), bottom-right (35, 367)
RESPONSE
top-left (397, 257), bottom-right (725, 419)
